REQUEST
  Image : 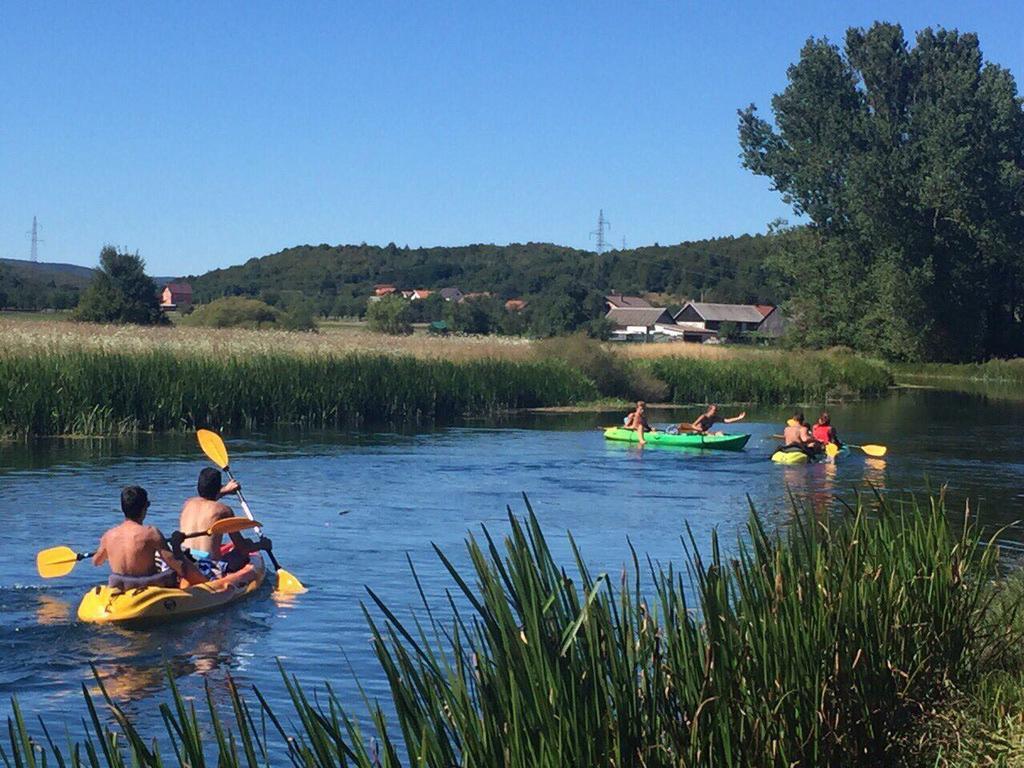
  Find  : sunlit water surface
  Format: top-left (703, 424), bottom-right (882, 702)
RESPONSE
top-left (2, 388), bottom-right (1023, 743)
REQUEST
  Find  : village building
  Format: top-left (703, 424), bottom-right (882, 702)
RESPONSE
top-left (504, 299), bottom-right (527, 312)
top-left (605, 307), bottom-right (683, 341)
top-left (439, 287), bottom-right (463, 302)
top-left (373, 284), bottom-right (397, 297)
top-left (461, 291), bottom-right (493, 302)
top-left (160, 282), bottom-right (193, 311)
top-left (410, 289), bottom-right (433, 300)
top-left (674, 302), bottom-right (770, 334)
top-left (605, 294), bottom-right (652, 310)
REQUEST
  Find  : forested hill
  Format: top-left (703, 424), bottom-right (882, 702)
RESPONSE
top-left (189, 235), bottom-right (774, 313)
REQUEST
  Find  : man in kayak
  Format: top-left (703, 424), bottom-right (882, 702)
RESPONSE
top-left (812, 411), bottom-right (842, 448)
top-left (680, 404), bottom-right (747, 435)
top-left (623, 400), bottom-right (655, 444)
top-left (782, 411), bottom-right (821, 454)
top-left (178, 467), bottom-right (270, 580)
top-left (93, 485), bottom-right (205, 590)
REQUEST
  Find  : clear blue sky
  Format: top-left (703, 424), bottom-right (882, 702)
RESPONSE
top-left (2, 1), bottom-right (1021, 276)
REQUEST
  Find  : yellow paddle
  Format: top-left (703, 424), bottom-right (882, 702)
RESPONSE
top-left (196, 429), bottom-right (307, 594)
top-left (770, 435), bottom-right (887, 457)
top-left (36, 517), bottom-right (261, 579)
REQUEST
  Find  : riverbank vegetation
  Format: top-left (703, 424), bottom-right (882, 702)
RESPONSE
top-left (896, 359), bottom-right (1024, 384)
top-left (0, 319), bottom-right (893, 436)
top-left (4, 493), bottom-right (1022, 765)
top-left (741, 23), bottom-right (1024, 362)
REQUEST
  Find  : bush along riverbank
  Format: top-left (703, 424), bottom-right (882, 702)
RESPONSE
top-left (4, 493), bottom-right (1022, 766)
top-left (895, 358), bottom-right (1024, 383)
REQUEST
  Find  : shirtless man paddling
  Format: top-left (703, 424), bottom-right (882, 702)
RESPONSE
top-left (93, 486), bottom-right (204, 589)
top-left (178, 467), bottom-right (269, 579)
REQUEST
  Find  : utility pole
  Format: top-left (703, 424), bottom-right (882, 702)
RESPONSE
top-left (28, 216), bottom-right (41, 262)
top-left (589, 209), bottom-right (610, 255)
top-left (621, 236), bottom-right (627, 251)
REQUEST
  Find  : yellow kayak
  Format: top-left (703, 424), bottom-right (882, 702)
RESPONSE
top-left (77, 555), bottom-right (266, 627)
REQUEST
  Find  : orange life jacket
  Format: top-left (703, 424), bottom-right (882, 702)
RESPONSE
top-left (812, 424), bottom-right (832, 443)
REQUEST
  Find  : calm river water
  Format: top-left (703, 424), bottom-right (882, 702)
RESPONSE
top-left (1, 387), bottom-right (1023, 742)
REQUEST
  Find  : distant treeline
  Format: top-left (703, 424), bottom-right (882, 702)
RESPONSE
top-left (188, 236), bottom-right (776, 319)
top-left (0, 259), bottom-right (90, 310)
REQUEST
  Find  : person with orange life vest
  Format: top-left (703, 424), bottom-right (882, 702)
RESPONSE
top-left (811, 411), bottom-right (842, 449)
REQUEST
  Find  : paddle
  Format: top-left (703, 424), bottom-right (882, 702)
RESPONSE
top-left (196, 429), bottom-right (307, 593)
top-left (36, 518), bottom-right (261, 580)
top-left (770, 434), bottom-right (887, 458)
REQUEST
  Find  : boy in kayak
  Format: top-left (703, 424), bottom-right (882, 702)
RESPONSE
top-left (177, 467), bottom-right (270, 580)
top-left (623, 400), bottom-right (655, 444)
top-left (812, 411), bottom-right (842, 447)
top-left (93, 486), bottom-right (205, 590)
top-left (681, 404), bottom-right (747, 435)
top-left (781, 411), bottom-right (821, 454)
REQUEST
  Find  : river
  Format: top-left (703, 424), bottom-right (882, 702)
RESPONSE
top-left (1, 387), bottom-right (1023, 744)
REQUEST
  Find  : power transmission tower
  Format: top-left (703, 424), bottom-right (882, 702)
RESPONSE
top-left (621, 236), bottom-right (627, 251)
top-left (27, 216), bottom-right (42, 262)
top-left (589, 209), bottom-right (611, 254)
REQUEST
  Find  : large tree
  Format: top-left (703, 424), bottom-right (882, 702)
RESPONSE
top-left (740, 23), bottom-right (1024, 361)
top-left (75, 246), bottom-right (165, 325)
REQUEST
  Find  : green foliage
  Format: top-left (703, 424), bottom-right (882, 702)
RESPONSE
top-left (647, 349), bottom-right (892, 402)
top-left (0, 349), bottom-right (596, 436)
top-left (740, 23), bottom-right (1024, 362)
top-left (0, 259), bottom-right (92, 310)
top-left (189, 237), bottom-right (776, 326)
top-left (73, 246), bottom-right (165, 325)
top-left (366, 296), bottom-right (412, 335)
top-left (180, 297), bottom-right (280, 328)
top-left (534, 334), bottom-right (670, 401)
top-left (2, 494), bottom-right (1017, 766)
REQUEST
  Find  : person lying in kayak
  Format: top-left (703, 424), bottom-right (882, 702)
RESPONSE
top-left (812, 411), bottom-right (842, 448)
top-left (781, 411), bottom-right (821, 455)
top-left (93, 485), bottom-right (205, 590)
top-left (178, 467), bottom-right (270, 580)
top-left (681, 404), bottom-right (747, 435)
top-left (623, 400), bottom-right (655, 444)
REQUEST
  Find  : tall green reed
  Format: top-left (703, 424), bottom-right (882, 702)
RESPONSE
top-left (0, 350), bottom-right (596, 436)
top-left (3, 493), bottom-right (1016, 766)
top-left (646, 350), bottom-right (893, 403)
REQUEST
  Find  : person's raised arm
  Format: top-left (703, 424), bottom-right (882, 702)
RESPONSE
top-left (724, 411), bottom-right (747, 424)
top-left (218, 479), bottom-right (240, 499)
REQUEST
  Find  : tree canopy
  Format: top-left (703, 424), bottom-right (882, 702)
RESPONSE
top-left (740, 23), bottom-right (1024, 361)
top-left (74, 247), bottom-right (165, 325)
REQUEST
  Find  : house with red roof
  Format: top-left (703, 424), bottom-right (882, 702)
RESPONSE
top-left (160, 282), bottom-right (193, 311)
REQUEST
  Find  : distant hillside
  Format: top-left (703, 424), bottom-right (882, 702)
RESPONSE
top-left (0, 258), bottom-right (95, 285)
top-left (189, 236), bottom-right (776, 315)
top-left (0, 258), bottom-right (95, 310)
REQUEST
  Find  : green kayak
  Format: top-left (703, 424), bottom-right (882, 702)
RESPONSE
top-left (603, 427), bottom-right (750, 451)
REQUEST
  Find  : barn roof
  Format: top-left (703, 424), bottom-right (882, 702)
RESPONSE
top-left (606, 307), bottom-right (674, 327)
top-left (677, 302), bottom-right (766, 323)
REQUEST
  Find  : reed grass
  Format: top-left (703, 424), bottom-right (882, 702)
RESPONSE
top-left (646, 348), bottom-right (893, 403)
top-left (3, 492), bottom-right (1019, 766)
top-left (896, 359), bottom-right (1024, 384)
top-left (0, 350), bottom-right (596, 436)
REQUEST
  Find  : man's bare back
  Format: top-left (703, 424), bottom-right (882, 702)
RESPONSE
top-left (93, 520), bottom-right (169, 576)
top-left (179, 495), bottom-right (236, 557)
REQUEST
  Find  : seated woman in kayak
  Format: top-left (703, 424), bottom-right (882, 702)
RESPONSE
top-left (812, 411), bottom-right (842, 447)
top-left (680, 404), bottom-right (746, 435)
top-left (781, 411), bottom-right (821, 455)
top-left (93, 486), bottom-right (206, 590)
top-left (623, 400), bottom-right (655, 444)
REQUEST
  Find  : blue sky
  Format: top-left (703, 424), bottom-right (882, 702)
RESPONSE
top-left (2, 1), bottom-right (1021, 276)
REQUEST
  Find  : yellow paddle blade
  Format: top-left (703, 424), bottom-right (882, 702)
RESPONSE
top-left (276, 568), bottom-right (307, 594)
top-left (207, 517), bottom-right (261, 536)
top-left (825, 443), bottom-right (840, 458)
top-left (859, 444), bottom-right (888, 457)
top-left (37, 546), bottom-right (82, 579)
top-left (197, 429), bottom-right (229, 470)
